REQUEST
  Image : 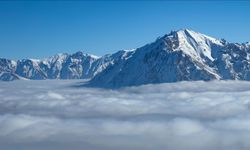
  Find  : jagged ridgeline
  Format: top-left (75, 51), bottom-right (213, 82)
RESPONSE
top-left (1, 29), bottom-right (250, 87)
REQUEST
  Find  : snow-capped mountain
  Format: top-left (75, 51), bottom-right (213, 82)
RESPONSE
top-left (0, 50), bottom-right (134, 81)
top-left (1, 52), bottom-right (100, 80)
top-left (89, 29), bottom-right (250, 88)
top-left (1, 29), bottom-right (250, 88)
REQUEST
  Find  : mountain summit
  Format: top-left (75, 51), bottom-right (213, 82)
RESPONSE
top-left (166, 29), bottom-right (223, 61)
top-left (1, 29), bottom-right (250, 88)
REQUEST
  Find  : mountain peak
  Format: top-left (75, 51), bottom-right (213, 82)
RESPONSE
top-left (70, 51), bottom-right (100, 60)
top-left (163, 28), bottom-right (223, 61)
top-left (175, 28), bottom-right (221, 44)
top-left (176, 28), bottom-right (193, 33)
top-left (166, 28), bottom-right (196, 35)
top-left (168, 29), bottom-right (221, 43)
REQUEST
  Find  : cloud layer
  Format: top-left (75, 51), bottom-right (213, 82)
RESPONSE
top-left (1, 80), bottom-right (250, 150)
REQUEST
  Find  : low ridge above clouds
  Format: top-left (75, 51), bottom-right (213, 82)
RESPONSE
top-left (1, 29), bottom-right (250, 88)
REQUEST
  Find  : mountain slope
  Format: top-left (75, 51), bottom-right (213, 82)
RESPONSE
top-left (88, 29), bottom-right (250, 88)
top-left (0, 52), bottom-right (101, 80)
top-left (0, 50), bottom-right (135, 81)
top-left (89, 29), bottom-right (224, 88)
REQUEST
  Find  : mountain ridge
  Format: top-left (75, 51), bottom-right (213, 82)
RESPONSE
top-left (1, 29), bottom-right (250, 88)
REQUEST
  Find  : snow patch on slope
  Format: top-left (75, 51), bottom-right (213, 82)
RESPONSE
top-left (175, 29), bottom-right (223, 61)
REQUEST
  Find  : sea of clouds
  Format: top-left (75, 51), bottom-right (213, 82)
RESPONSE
top-left (1, 80), bottom-right (250, 150)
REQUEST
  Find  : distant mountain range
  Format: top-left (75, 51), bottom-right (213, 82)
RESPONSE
top-left (1, 29), bottom-right (250, 88)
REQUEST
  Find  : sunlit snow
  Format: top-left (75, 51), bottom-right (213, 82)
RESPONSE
top-left (1, 80), bottom-right (250, 150)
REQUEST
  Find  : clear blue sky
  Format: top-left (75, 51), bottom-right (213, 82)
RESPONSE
top-left (1, 1), bottom-right (250, 60)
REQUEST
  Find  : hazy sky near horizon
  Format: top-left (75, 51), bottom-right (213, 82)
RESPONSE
top-left (0, 1), bottom-right (250, 59)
